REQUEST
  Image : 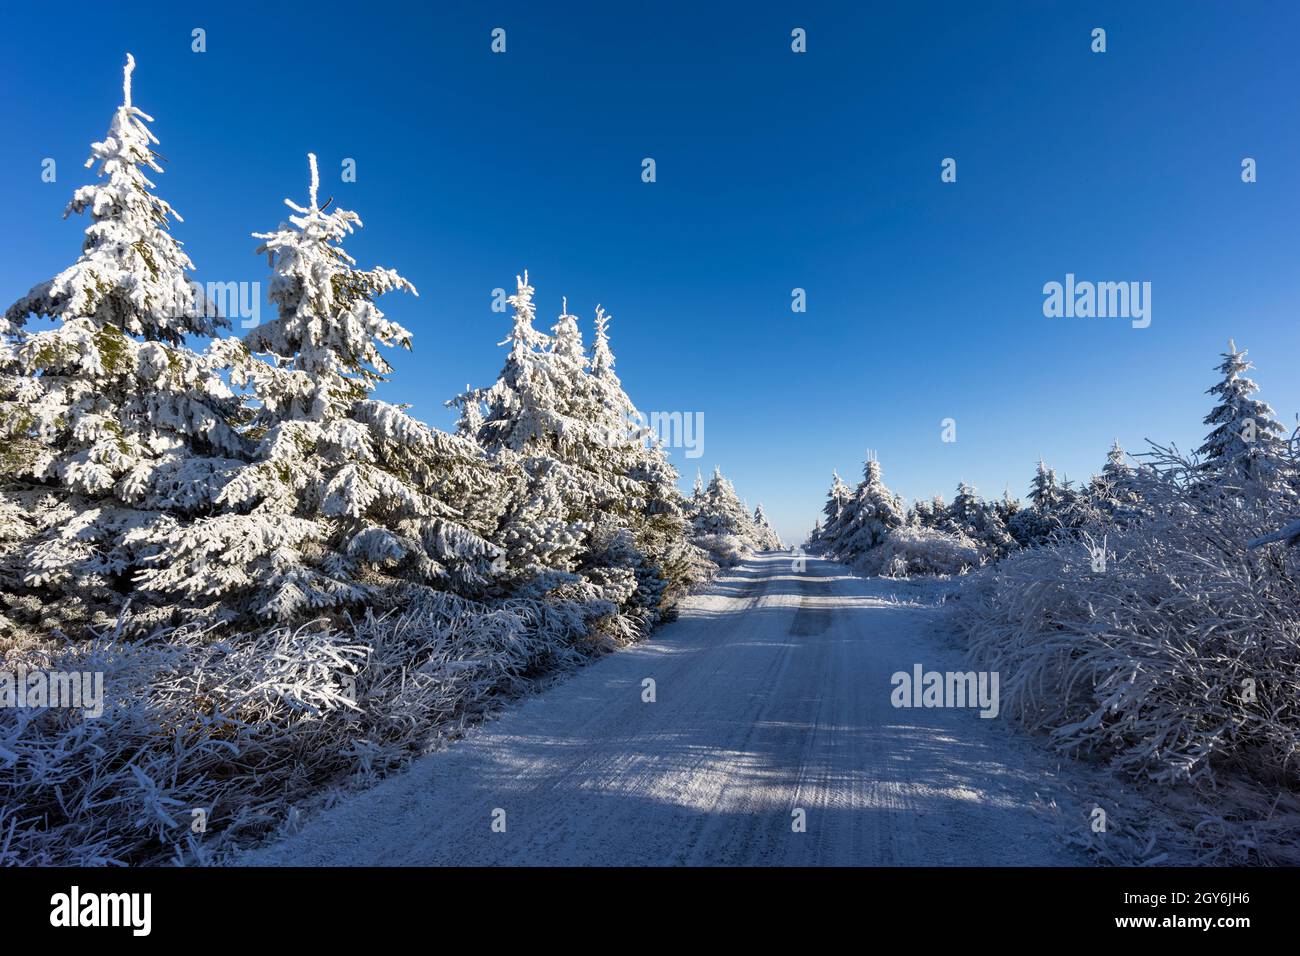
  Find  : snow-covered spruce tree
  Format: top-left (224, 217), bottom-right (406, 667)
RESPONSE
top-left (1008, 459), bottom-right (1061, 547)
top-left (0, 55), bottom-right (246, 636)
top-left (752, 504), bottom-right (783, 550)
top-left (448, 382), bottom-right (485, 440)
top-left (454, 278), bottom-right (701, 627)
top-left (1028, 458), bottom-right (1062, 512)
top-left (1081, 440), bottom-right (1148, 527)
top-left (907, 493), bottom-right (949, 531)
top-left (494, 463), bottom-right (585, 592)
top-left (585, 304), bottom-right (706, 619)
top-left (943, 481), bottom-right (981, 529)
top-left (820, 471), bottom-right (863, 554)
top-left (460, 281), bottom-right (600, 604)
top-left (131, 154), bottom-right (501, 622)
top-left (1196, 340), bottom-right (1287, 492)
top-left (692, 467), bottom-right (751, 537)
top-left (994, 486), bottom-right (1020, 526)
top-left (811, 470), bottom-right (852, 552)
top-left (1057, 475), bottom-right (1084, 527)
top-left (940, 482), bottom-right (1015, 557)
top-left (469, 274), bottom-right (613, 467)
top-left (692, 466), bottom-right (764, 564)
top-left (688, 467), bottom-right (706, 518)
top-left (832, 454), bottom-right (904, 563)
top-left (906, 496), bottom-right (936, 530)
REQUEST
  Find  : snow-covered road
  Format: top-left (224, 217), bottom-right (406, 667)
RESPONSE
top-left (242, 554), bottom-right (1088, 866)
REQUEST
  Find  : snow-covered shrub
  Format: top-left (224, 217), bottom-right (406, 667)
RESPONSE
top-left (0, 591), bottom-right (606, 866)
top-left (957, 465), bottom-right (1300, 864)
top-left (857, 525), bottom-right (981, 578)
top-left (690, 532), bottom-right (750, 568)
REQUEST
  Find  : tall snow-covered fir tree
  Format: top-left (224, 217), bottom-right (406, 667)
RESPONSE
top-left (994, 486), bottom-right (1020, 525)
top-left (583, 303), bottom-right (703, 621)
top-left (820, 471), bottom-right (851, 529)
top-left (751, 504), bottom-right (783, 550)
top-left (908, 497), bottom-right (937, 528)
top-left (1196, 340), bottom-right (1286, 489)
top-left (470, 274), bottom-right (611, 467)
top-left (455, 277), bottom-right (607, 595)
top-left (1028, 459), bottom-right (1062, 512)
top-left (832, 454), bottom-right (905, 561)
top-left (1006, 459), bottom-right (1064, 546)
top-left (693, 467), bottom-right (756, 539)
top-left (454, 278), bottom-right (702, 625)
top-left (462, 278), bottom-right (632, 517)
top-left (945, 481), bottom-right (982, 528)
top-left (817, 470), bottom-right (859, 551)
top-left (0, 55), bottom-right (246, 635)
top-left (130, 154), bottom-right (501, 621)
top-left (688, 467), bottom-right (706, 515)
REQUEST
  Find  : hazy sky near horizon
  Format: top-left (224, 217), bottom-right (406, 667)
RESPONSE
top-left (4, 1), bottom-right (1299, 544)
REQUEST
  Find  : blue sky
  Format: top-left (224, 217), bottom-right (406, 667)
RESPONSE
top-left (3, 1), bottom-right (1299, 544)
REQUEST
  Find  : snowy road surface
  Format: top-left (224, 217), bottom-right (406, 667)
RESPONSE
top-left (243, 554), bottom-right (1087, 866)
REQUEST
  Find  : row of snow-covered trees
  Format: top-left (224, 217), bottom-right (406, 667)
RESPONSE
top-left (0, 55), bottom-right (776, 644)
top-left (809, 338), bottom-right (1297, 576)
top-left (687, 467), bottom-right (782, 563)
top-left (950, 344), bottom-right (1300, 865)
top-left (807, 341), bottom-right (1300, 863)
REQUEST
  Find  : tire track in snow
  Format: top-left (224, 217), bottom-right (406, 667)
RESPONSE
top-left (241, 554), bottom-right (1090, 866)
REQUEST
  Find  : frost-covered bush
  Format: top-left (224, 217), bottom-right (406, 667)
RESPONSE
top-left (857, 525), bottom-right (981, 578)
top-left (0, 591), bottom-right (607, 866)
top-left (957, 467), bottom-right (1300, 865)
top-left (691, 532), bottom-right (750, 568)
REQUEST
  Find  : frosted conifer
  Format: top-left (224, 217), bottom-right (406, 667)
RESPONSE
top-left (1196, 340), bottom-right (1286, 488)
top-left (752, 504), bottom-right (783, 550)
top-left (0, 55), bottom-right (245, 633)
top-left (131, 154), bottom-right (499, 621)
top-left (834, 454), bottom-right (905, 560)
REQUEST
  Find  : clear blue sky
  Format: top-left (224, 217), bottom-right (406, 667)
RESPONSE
top-left (4, 1), bottom-right (1299, 544)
